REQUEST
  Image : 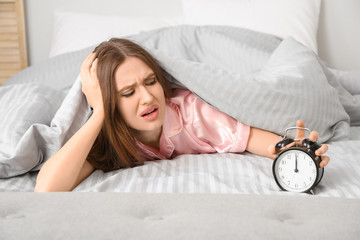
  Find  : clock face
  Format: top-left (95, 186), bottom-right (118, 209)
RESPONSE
top-left (273, 149), bottom-right (318, 192)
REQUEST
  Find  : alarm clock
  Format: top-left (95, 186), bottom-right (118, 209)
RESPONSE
top-left (272, 127), bottom-right (324, 194)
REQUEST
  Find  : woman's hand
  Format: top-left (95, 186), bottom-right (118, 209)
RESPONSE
top-left (80, 52), bottom-right (104, 115)
top-left (268, 120), bottom-right (330, 168)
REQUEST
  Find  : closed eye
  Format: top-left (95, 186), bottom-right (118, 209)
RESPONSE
top-left (121, 90), bottom-right (135, 97)
top-left (118, 74), bottom-right (156, 97)
top-left (145, 78), bottom-right (157, 86)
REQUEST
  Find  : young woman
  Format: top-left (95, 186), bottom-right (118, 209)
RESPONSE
top-left (35, 38), bottom-right (330, 192)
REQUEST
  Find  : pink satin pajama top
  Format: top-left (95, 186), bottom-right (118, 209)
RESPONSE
top-left (136, 89), bottom-right (250, 160)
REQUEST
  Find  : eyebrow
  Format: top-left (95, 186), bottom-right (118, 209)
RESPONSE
top-left (117, 73), bottom-right (156, 93)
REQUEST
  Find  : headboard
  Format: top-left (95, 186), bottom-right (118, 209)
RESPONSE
top-left (24, 0), bottom-right (360, 70)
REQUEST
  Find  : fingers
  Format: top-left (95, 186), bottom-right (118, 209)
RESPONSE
top-left (91, 58), bottom-right (98, 75)
top-left (315, 144), bottom-right (328, 156)
top-left (296, 120), bottom-right (304, 128)
top-left (82, 52), bottom-right (96, 69)
top-left (319, 155), bottom-right (330, 168)
top-left (295, 120), bottom-right (319, 142)
top-left (81, 52), bottom-right (97, 80)
top-left (308, 131), bottom-right (319, 142)
top-left (80, 52), bottom-right (102, 110)
top-left (295, 120), bottom-right (305, 139)
top-left (288, 120), bottom-right (330, 168)
top-left (315, 144), bottom-right (329, 168)
top-left (81, 53), bottom-right (99, 88)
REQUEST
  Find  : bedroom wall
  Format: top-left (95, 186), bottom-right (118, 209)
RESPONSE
top-left (317, 0), bottom-right (360, 70)
top-left (24, 0), bottom-right (360, 70)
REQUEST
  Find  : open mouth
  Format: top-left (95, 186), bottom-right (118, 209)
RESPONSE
top-left (142, 108), bottom-right (157, 116)
top-left (141, 106), bottom-right (158, 117)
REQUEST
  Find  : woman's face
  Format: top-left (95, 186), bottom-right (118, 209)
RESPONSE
top-left (115, 57), bottom-right (166, 142)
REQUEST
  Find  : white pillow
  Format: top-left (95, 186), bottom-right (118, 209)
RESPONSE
top-left (182, 0), bottom-right (321, 53)
top-left (49, 10), bottom-right (183, 57)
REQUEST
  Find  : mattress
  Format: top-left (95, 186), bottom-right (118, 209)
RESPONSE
top-left (1, 192), bottom-right (360, 240)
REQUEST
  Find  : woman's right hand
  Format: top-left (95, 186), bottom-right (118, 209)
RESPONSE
top-left (80, 52), bottom-right (104, 115)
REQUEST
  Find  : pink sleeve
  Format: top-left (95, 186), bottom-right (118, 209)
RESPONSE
top-left (179, 90), bottom-right (250, 153)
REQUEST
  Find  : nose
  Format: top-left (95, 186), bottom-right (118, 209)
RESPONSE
top-left (139, 86), bottom-right (154, 104)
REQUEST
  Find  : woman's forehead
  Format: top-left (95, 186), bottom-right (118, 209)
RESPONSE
top-left (115, 57), bottom-right (154, 84)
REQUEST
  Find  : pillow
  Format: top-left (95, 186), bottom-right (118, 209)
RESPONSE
top-left (49, 10), bottom-right (183, 57)
top-left (0, 84), bottom-right (65, 177)
top-left (182, 0), bottom-right (321, 53)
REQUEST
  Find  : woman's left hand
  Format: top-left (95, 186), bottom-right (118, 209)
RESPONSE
top-left (269, 120), bottom-right (330, 168)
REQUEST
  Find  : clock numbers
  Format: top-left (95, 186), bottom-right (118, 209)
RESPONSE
top-left (274, 149), bottom-right (318, 192)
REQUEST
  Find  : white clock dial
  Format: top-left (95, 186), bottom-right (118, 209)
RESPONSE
top-left (274, 149), bottom-right (317, 192)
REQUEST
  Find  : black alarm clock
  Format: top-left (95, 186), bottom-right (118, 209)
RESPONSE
top-left (272, 127), bottom-right (324, 194)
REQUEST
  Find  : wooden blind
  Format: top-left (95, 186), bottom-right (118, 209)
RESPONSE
top-left (0, 0), bottom-right (27, 85)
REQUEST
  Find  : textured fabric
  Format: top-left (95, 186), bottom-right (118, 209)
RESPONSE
top-left (1, 193), bottom-right (360, 240)
top-left (326, 67), bottom-right (360, 126)
top-left (137, 89), bottom-right (250, 160)
top-left (0, 79), bottom-right (92, 178)
top-left (0, 84), bottom-right (65, 177)
top-left (75, 127), bottom-right (360, 199)
top-left (3, 46), bottom-right (92, 92)
top-left (1, 25), bottom-right (358, 179)
top-left (2, 128), bottom-right (360, 200)
top-left (132, 27), bottom-right (352, 141)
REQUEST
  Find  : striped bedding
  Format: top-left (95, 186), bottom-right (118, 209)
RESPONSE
top-left (1, 127), bottom-right (360, 198)
top-left (1, 26), bottom-right (359, 198)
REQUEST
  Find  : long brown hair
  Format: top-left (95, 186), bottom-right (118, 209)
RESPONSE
top-left (87, 38), bottom-right (170, 171)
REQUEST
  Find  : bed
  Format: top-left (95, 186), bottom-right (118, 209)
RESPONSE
top-left (1, 0), bottom-right (360, 239)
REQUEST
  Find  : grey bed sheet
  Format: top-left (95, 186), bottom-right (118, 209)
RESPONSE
top-left (1, 127), bottom-right (360, 199)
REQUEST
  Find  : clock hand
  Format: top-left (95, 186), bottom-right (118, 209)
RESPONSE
top-left (294, 154), bottom-right (299, 173)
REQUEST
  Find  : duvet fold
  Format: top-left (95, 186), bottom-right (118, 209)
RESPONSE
top-left (1, 25), bottom-right (358, 178)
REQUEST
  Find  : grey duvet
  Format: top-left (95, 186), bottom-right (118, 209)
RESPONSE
top-left (1, 25), bottom-right (360, 240)
top-left (1, 26), bottom-right (359, 178)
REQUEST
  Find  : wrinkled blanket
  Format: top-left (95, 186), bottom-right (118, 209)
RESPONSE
top-left (1, 25), bottom-right (359, 178)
